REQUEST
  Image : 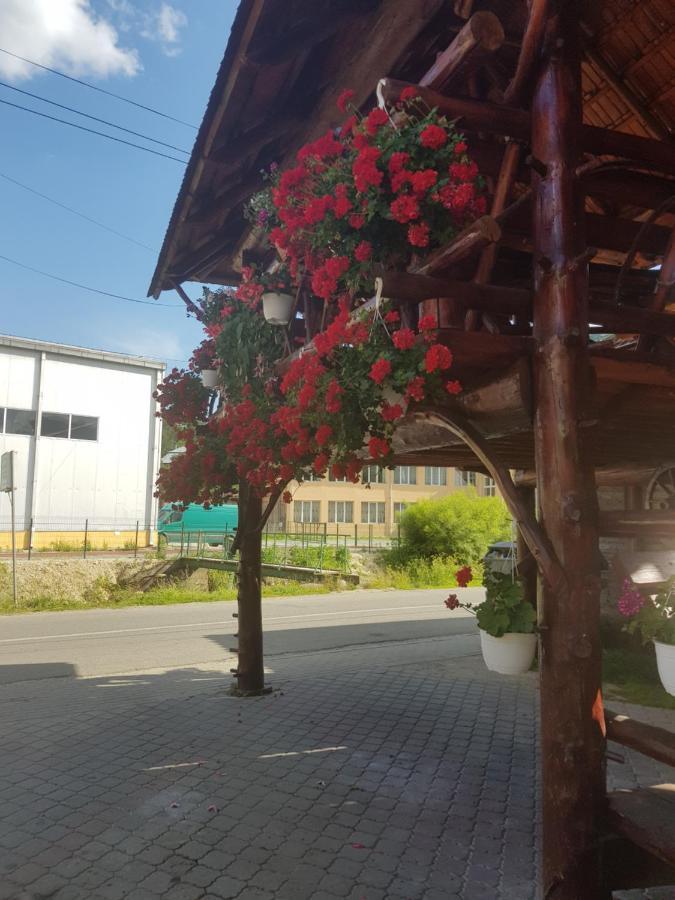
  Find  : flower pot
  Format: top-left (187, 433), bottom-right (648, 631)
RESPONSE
top-left (262, 292), bottom-right (294, 326)
top-left (200, 369), bottom-right (219, 389)
top-left (654, 640), bottom-right (675, 696)
top-left (479, 629), bottom-right (537, 675)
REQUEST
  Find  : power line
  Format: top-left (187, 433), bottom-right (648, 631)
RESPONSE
top-left (0, 97), bottom-right (187, 163)
top-left (0, 253), bottom-right (183, 308)
top-left (0, 47), bottom-right (197, 130)
top-left (0, 79), bottom-right (190, 154)
top-left (0, 171), bottom-right (156, 252)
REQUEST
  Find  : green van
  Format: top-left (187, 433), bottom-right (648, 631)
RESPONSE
top-left (158, 503), bottom-right (238, 547)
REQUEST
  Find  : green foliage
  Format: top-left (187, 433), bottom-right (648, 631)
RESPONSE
top-left (367, 555), bottom-right (468, 589)
top-left (261, 544), bottom-right (350, 572)
top-left (471, 571), bottom-right (536, 638)
top-left (207, 570), bottom-right (236, 592)
top-left (603, 647), bottom-right (675, 710)
top-left (397, 490), bottom-right (511, 563)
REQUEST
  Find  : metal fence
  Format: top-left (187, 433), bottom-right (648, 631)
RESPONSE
top-left (0, 517), bottom-right (153, 558)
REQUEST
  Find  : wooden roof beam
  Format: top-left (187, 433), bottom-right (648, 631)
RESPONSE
top-left (378, 79), bottom-right (675, 174)
top-left (420, 11), bottom-right (504, 93)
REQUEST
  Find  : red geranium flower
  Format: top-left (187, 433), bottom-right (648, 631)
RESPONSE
top-left (420, 124), bottom-right (447, 149)
top-left (354, 240), bottom-right (372, 262)
top-left (405, 375), bottom-right (425, 402)
top-left (446, 379), bottom-right (462, 395)
top-left (384, 310), bottom-right (400, 324)
top-left (456, 566), bottom-right (473, 588)
top-left (392, 328), bottom-right (415, 350)
top-left (408, 222), bottom-right (430, 247)
top-left (424, 344), bottom-right (453, 372)
top-left (348, 213), bottom-right (365, 229)
top-left (337, 88), bottom-right (355, 112)
top-left (399, 86), bottom-right (419, 103)
top-left (365, 107), bottom-right (389, 134)
top-left (390, 194), bottom-right (420, 223)
top-left (315, 424), bottom-right (333, 446)
top-left (418, 314), bottom-right (438, 331)
top-left (282, 490), bottom-right (293, 504)
top-left (367, 436), bottom-right (390, 460)
top-left (369, 358), bottom-right (392, 384)
top-left (445, 593), bottom-right (459, 610)
top-left (381, 402), bottom-right (403, 422)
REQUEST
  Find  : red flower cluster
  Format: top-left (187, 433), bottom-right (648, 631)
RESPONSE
top-left (456, 566), bottom-right (473, 588)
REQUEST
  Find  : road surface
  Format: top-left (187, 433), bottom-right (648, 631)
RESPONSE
top-left (0, 588), bottom-right (481, 684)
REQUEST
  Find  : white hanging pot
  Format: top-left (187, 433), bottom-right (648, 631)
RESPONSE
top-left (480, 629), bottom-right (537, 675)
top-left (654, 640), bottom-right (675, 696)
top-left (262, 292), bottom-right (294, 326)
top-left (200, 368), bottom-right (219, 389)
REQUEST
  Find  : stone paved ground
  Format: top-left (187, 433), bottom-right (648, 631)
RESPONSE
top-left (0, 639), bottom-right (674, 900)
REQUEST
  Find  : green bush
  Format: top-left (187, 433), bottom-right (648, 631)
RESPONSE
top-left (367, 555), bottom-right (483, 589)
top-left (396, 490), bottom-right (510, 564)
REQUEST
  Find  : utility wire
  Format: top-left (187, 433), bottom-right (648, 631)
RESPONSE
top-left (0, 171), bottom-right (156, 252)
top-left (0, 253), bottom-right (183, 308)
top-left (0, 80), bottom-right (190, 154)
top-left (0, 97), bottom-right (187, 163)
top-left (0, 47), bottom-right (197, 129)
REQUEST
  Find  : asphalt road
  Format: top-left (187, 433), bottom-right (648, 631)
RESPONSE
top-left (0, 588), bottom-right (481, 685)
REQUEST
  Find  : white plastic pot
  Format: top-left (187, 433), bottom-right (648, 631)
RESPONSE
top-left (200, 368), bottom-right (219, 389)
top-left (479, 629), bottom-right (537, 675)
top-left (262, 292), bottom-right (294, 326)
top-left (654, 640), bottom-right (675, 696)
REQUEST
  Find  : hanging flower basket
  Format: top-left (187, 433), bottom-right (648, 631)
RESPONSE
top-left (479, 630), bottom-right (537, 675)
top-left (200, 369), bottom-right (219, 389)
top-left (654, 640), bottom-right (675, 696)
top-left (262, 291), bottom-right (295, 326)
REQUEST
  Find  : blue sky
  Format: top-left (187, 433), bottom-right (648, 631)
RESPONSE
top-left (0, 0), bottom-right (239, 368)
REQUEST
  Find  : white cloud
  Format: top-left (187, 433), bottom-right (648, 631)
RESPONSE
top-left (141, 3), bottom-right (187, 56)
top-left (0, 0), bottom-right (140, 81)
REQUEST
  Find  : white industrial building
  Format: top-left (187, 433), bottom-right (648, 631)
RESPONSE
top-left (0, 334), bottom-right (164, 549)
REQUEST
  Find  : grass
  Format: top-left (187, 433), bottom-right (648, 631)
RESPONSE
top-left (603, 646), bottom-right (675, 710)
top-left (365, 554), bottom-right (483, 590)
top-left (0, 578), bottom-right (336, 614)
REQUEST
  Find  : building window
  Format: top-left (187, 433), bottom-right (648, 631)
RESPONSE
top-left (40, 412), bottom-right (98, 441)
top-left (361, 501), bottom-right (385, 524)
top-left (328, 501), bottom-right (353, 523)
top-left (294, 500), bottom-right (320, 523)
top-left (484, 477), bottom-right (496, 497)
top-left (41, 412), bottom-right (70, 438)
top-left (394, 465), bottom-right (416, 485)
top-left (303, 472), bottom-right (323, 482)
top-left (329, 471), bottom-right (348, 482)
top-left (5, 408), bottom-right (36, 436)
top-left (393, 502), bottom-right (410, 522)
top-left (454, 470), bottom-right (477, 487)
top-left (362, 464), bottom-right (384, 484)
top-left (70, 415), bottom-right (98, 441)
top-left (425, 466), bottom-right (447, 486)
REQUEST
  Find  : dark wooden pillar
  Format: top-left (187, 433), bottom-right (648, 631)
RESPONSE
top-left (531, 4), bottom-right (605, 898)
top-left (235, 484), bottom-right (265, 694)
top-left (516, 485), bottom-right (537, 609)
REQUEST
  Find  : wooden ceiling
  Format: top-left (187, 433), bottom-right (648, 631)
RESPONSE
top-left (148, 0), bottom-right (674, 298)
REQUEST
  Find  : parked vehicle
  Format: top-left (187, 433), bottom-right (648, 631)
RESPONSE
top-left (158, 503), bottom-right (238, 547)
top-left (483, 541), bottom-right (516, 576)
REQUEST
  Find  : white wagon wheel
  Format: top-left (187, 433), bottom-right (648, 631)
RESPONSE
top-left (645, 464), bottom-right (675, 511)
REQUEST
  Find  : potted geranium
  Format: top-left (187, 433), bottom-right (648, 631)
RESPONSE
top-left (446, 566), bottom-right (537, 675)
top-left (188, 339), bottom-right (220, 389)
top-left (618, 576), bottom-right (675, 696)
top-left (237, 262), bottom-right (296, 326)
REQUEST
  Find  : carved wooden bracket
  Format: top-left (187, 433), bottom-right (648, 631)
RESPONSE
top-left (412, 405), bottom-right (567, 595)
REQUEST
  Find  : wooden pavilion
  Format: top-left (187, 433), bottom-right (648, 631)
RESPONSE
top-left (149, 1), bottom-right (675, 896)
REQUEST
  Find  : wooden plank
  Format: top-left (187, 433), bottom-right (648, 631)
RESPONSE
top-left (592, 355), bottom-right (675, 388)
top-left (599, 511), bottom-right (675, 537)
top-left (606, 786), bottom-right (675, 868)
top-left (606, 711), bottom-right (675, 769)
top-left (411, 216), bottom-right (501, 274)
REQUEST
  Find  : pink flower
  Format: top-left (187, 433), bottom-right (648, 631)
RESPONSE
top-left (617, 578), bottom-right (645, 618)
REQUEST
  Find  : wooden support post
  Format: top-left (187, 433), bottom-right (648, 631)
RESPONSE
top-left (516, 485), bottom-right (537, 609)
top-left (531, 5), bottom-right (605, 897)
top-left (420, 12), bottom-right (504, 93)
top-left (235, 484), bottom-right (265, 695)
